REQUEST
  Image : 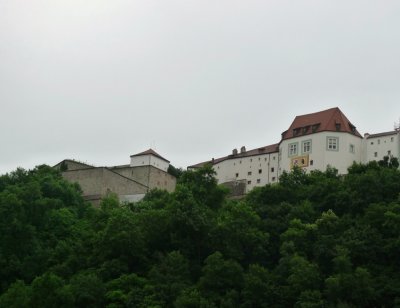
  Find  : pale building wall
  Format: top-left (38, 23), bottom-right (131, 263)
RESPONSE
top-left (130, 155), bottom-right (169, 172)
top-left (213, 152), bottom-right (279, 193)
top-left (279, 132), bottom-right (362, 175)
top-left (365, 132), bottom-right (400, 163)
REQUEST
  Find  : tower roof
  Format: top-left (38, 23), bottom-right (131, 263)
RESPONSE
top-left (281, 107), bottom-right (362, 140)
top-left (130, 149), bottom-right (170, 163)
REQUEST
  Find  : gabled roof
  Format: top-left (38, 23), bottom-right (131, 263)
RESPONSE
top-left (130, 149), bottom-right (170, 163)
top-left (366, 130), bottom-right (398, 139)
top-left (187, 143), bottom-right (279, 169)
top-left (281, 107), bottom-right (362, 141)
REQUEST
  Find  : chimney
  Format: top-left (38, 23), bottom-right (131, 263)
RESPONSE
top-left (364, 133), bottom-right (370, 138)
top-left (232, 148), bottom-right (238, 155)
top-left (211, 158), bottom-right (215, 164)
top-left (240, 146), bottom-right (246, 153)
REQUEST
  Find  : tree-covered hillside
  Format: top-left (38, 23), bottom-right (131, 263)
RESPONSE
top-left (0, 162), bottom-right (399, 307)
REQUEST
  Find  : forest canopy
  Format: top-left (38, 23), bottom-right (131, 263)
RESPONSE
top-left (0, 161), bottom-right (399, 307)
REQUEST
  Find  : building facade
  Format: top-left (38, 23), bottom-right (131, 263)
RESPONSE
top-left (54, 149), bottom-right (176, 205)
top-left (188, 107), bottom-right (400, 196)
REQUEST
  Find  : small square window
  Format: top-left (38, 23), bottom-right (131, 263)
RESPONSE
top-left (257, 179), bottom-right (261, 184)
top-left (371, 142), bottom-right (374, 145)
top-left (272, 177), bottom-right (276, 181)
top-left (258, 169), bottom-right (262, 174)
top-left (236, 173), bottom-right (239, 177)
top-left (248, 171), bottom-right (252, 176)
top-left (247, 180), bottom-right (251, 185)
top-left (271, 167), bottom-right (274, 172)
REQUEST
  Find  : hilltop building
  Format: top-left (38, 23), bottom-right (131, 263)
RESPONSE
top-left (188, 107), bottom-right (400, 196)
top-left (54, 149), bottom-right (176, 205)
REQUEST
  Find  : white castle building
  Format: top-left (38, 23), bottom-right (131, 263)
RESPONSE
top-left (188, 107), bottom-right (400, 195)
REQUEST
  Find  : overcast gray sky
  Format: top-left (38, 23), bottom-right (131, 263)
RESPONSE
top-left (1, 0), bottom-right (400, 174)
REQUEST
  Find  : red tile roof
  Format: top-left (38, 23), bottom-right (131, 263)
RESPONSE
top-left (187, 143), bottom-right (279, 169)
top-left (281, 107), bottom-right (362, 141)
top-left (130, 149), bottom-right (170, 163)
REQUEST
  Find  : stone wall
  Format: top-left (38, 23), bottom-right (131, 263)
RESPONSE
top-left (110, 165), bottom-right (176, 192)
top-left (61, 167), bottom-right (148, 205)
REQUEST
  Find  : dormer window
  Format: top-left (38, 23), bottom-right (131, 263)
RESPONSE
top-left (302, 126), bottom-right (310, 134)
top-left (293, 128), bottom-right (301, 136)
top-left (335, 123), bottom-right (341, 131)
top-left (312, 124), bottom-right (320, 133)
top-left (349, 123), bottom-right (356, 134)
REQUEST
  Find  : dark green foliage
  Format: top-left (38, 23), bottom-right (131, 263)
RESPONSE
top-left (0, 163), bottom-right (400, 306)
top-left (167, 164), bottom-right (184, 179)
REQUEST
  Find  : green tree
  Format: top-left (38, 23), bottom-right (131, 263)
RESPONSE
top-left (198, 252), bottom-right (244, 306)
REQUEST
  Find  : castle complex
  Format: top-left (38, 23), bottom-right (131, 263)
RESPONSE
top-left (188, 107), bottom-right (400, 195)
top-left (55, 108), bottom-right (399, 202)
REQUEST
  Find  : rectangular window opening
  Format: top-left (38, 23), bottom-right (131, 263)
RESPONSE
top-left (327, 137), bottom-right (339, 151)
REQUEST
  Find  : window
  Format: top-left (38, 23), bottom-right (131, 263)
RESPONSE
top-left (250, 159), bottom-right (252, 162)
top-left (247, 180), bottom-right (251, 185)
top-left (248, 171), bottom-right (252, 176)
top-left (272, 177), bottom-right (276, 182)
top-left (271, 167), bottom-right (275, 172)
top-left (349, 144), bottom-right (355, 153)
top-left (388, 150), bottom-right (391, 156)
top-left (288, 142), bottom-right (298, 156)
top-left (302, 140), bottom-right (312, 154)
top-left (371, 142), bottom-right (374, 145)
top-left (257, 179), bottom-right (261, 184)
top-left (273, 156), bottom-right (275, 160)
top-left (378, 139), bottom-right (380, 144)
top-left (391, 137), bottom-right (394, 142)
top-left (374, 152), bottom-right (377, 157)
top-left (335, 123), bottom-right (341, 131)
top-left (258, 169), bottom-right (262, 174)
top-left (327, 137), bottom-right (339, 151)
top-left (310, 160), bottom-right (314, 166)
top-left (236, 173), bottom-right (239, 177)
